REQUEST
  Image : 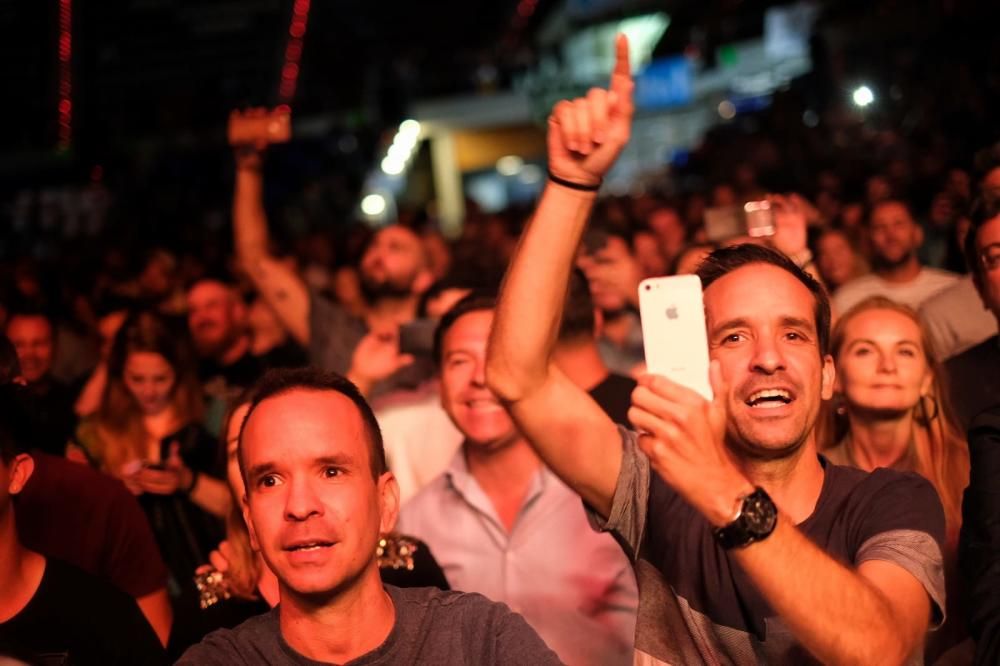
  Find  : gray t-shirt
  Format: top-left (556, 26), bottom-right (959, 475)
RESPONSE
top-left (588, 427), bottom-right (946, 666)
top-left (177, 585), bottom-right (562, 665)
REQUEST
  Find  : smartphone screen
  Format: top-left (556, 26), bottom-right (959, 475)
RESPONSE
top-left (638, 275), bottom-right (713, 400)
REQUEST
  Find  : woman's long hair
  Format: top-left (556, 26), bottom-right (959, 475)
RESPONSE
top-left (218, 397), bottom-right (260, 599)
top-left (96, 310), bottom-right (203, 474)
top-left (818, 296), bottom-right (969, 539)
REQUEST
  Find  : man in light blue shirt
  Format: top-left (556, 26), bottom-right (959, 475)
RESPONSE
top-left (398, 294), bottom-right (637, 666)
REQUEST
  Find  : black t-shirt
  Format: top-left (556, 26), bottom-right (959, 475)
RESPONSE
top-left (588, 372), bottom-right (637, 427)
top-left (178, 585), bottom-right (561, 665)
top-left (591, 427), bottom-right (947, 665)
top-left (0, 558), bottom-right (166, 665)
top-left (22, 375), bottom-right (77, 457)
top-left (199, 351), bottom-right (266, 394)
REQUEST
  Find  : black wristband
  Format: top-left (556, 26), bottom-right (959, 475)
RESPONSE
top-left (548, 171), bottom-right (601, 192)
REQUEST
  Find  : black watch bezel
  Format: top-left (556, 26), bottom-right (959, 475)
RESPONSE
top-left (713, 487), bottom-right (778, 550)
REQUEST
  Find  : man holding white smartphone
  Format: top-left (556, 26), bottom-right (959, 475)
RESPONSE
top-left (487, 34), bottom-right (945, 665)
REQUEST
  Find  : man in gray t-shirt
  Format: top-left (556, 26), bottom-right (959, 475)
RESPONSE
top-left (180, 367), bottom-right (559, 665)
top-left (180, 585), bottom-right (556, 665)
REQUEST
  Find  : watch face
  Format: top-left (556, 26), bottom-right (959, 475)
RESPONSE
top-left (744, 492), bottom-right (777, 534)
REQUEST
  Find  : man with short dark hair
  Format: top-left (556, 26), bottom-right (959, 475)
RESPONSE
top-left (487, 36), bottom-right (946, 664)
top-left (179, 367), bottom-right (560, 664)
top-left (833, 199), bottom-right (957, 313)
top-left (945, 196), bottom-right (1000, 428)
top-left (400, 294), bottom-right (638, 665)
top-left (0, 384), bottom-right (167, 664)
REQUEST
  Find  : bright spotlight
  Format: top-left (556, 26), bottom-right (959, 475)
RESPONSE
top-left (381, 156), bottom-right (404, 175)
top-left (496, 155), bottom-right (524, 176)
top-left (398, 119), bottom-right (421, 138)
top-left (387, 143), bottom-right (411, 161)
top-left (361, 194), bottom-right (387, 216)
top-left (852, 85), bottom-right (874, 107)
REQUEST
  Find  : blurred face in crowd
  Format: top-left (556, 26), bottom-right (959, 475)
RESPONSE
top-left (6, 315), bottom-right (54, 384)
top-left (241, 389), bottom-right (396, 599)
top-left (835, 307), bottom-right (931, 418)
top-left (359, 226), bottom-right (431, 301)
top-left (647, 207), bottom-right (686, 257)
top-left (123, 351), bottom-right (177, 416)
top-left (580, 235), bottom-right (635, 313)
top-left (632, 231), bottom-right (668, 278)
top-left (704, 263), bottom-right (834, 460)
top-left (440, 309), bottom-right (520, 451)
top-left (187, 280), bottom-right (245, 359)
top-left (869, 201), bottom-right (922, 270)
top-left (981, 167), bottom-right (1000, 203)
top-left (974, 214), bottom-right (1000, 320)
top-left (816, 230), bottom-right (858, 290)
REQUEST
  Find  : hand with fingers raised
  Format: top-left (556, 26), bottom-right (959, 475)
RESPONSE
top-left (547, 34), bottom-right (635, 189)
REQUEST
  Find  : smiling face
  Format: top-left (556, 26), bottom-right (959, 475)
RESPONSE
top-left (6, 315), bottom-right (54, 384)
top-left (240, 389), bottom-right (398, 600)
top-left (123, 351), bottom-right (177, 416)
top-left (835, 308), bottom-right (932, 417)
top-left (704, 263), bottom-right (834, 460)
top-left (439, 309), bottom-right (520, 451)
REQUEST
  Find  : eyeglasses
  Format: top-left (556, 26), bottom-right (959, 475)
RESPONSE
top-left (982, 243), bottom-right (1000, 272)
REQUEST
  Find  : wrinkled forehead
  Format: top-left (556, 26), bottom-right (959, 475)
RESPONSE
top-left (240, 389), bottom-right (370, 469)
top-left (703, 264), bottom-right (817, 330)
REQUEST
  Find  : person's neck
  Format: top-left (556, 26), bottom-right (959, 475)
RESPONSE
top-left (600, 310), bottom-right (634, 346)
top-left (845, 412), bottom-right (913, 471)
top-left (143, 406), bottom-right (180, 441)
top-left (465, 436), bottom-right (542, 531)
top-left (737, 440), bottom-right (826, 524)
top-left (219, 334), bottom-right (251, 366)
top-left (876, 256), bottom-right (922, 284)
top-left (0, 517), bottom-right (46, 623)
top-left (366, 296), bottom-right (418, 330)
top-left (279, 567), bottom-right (395, 663)
top-left (552, 338), bottom-right (609, 391)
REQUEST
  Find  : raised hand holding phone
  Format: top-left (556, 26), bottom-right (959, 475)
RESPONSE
top-left (637, 275), bottom-right (712, 400)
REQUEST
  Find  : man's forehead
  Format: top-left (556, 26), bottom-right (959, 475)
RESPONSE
top-left (242, 390), bottom-right (368, 463)
top-left (703, 264), bottom-right (815, 323)
top-left (444, 310), bottom-right (493, 352)
top-left (376, 226), bottom-right (420, 247)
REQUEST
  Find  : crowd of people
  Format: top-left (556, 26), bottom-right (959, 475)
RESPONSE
top-left (2, 31), bottom-right (1000, 666)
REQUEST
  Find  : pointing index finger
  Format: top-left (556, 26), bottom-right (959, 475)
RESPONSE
top-left (610, 33), bottom-right (632, 92)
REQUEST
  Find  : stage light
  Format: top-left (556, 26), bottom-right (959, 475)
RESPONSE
top-left (496, 155), bottom-right (524, 176)
top-left (398, 119), bottom-right (421, 138)
top-left (361, 194), bottom-right (387, 216)
top-left (852, 85), bottom-right (874, 107)
top-left (717, 100), bottom-right (736, 120)
top-left (381, 157), bottom-right (404, 175)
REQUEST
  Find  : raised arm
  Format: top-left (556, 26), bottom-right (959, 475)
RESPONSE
top-left (229, 109), bottom-right (310, 345)
top-left (487, 35), bottom-right (634, 518)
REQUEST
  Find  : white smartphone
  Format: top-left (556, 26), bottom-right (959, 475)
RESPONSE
top-left (638, 275), bottom-right (713, 401)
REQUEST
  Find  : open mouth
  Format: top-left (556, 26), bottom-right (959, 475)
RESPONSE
top-left (285, 541), bottom-right (334, 552)
top-left (745, 388), bottom-right (793, 409)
